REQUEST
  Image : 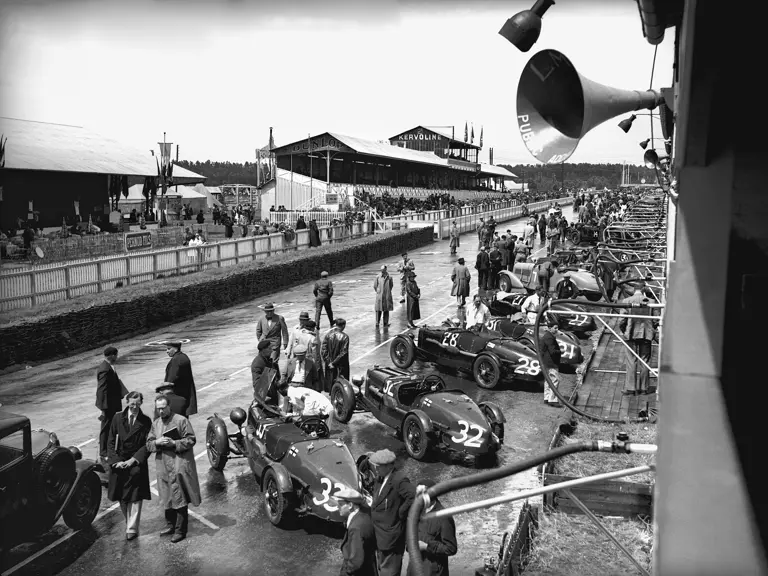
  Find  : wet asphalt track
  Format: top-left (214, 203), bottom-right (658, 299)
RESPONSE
top-left (0, 206), bottom-right (586, 576)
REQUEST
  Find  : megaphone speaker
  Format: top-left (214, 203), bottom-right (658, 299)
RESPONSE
top-left (516, 49), bottom-right (663, 164)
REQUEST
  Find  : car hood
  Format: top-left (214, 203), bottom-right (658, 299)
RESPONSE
top-left (414, 390), bottom-right (488, 427)
top-left (485, 338), bottom-right (537, 361)
top-left (565, 270), bottom-right (599, 290)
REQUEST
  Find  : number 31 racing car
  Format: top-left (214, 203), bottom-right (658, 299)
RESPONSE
top-left (484, 291), bottom-right (597, 334)
top-left (206, 369), bottom-right (366, 527)
top-left (481, 318), bottom-right (584, 367)
top-left (331, 368), bottom-right (504, 464)
top-left (390, 324), bottom-right (543, 389)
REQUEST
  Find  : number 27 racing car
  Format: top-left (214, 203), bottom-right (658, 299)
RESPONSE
top-left (485, 291), bottom-right (597, 335)
top-left (331, 368), bottom-right (504, 464)
top-left (390, 324), bottom-right (543, 389)
top-left (205, 369), bottom-right (367, 527)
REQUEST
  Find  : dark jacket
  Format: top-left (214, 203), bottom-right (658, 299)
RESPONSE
top-left (474, 251), bottom-right (490, 271)
top-left (164, 352), bottom-right (198, 416)
top-left (409, 501), bottom-right (458, 576)
top-left (296, 217), bottom-right (307, 230)
top-left (107, 408), bottom-right (152, 503)
top-left (371, 472), bottom-right (417, 552)
top-left (283, 357), bottom-right (319, 390)
top-left (256, 315), bottom-right (290, 351)
top-left (96, 360), bottom-right (128, 412)
top-left (309, 221), bottom-right (322, 247)
top-left (251, 354), bottom-right (281, 399)
top-left (540, 330), bottom-right (561, 370)
top-left (153, 389), bottom-right (188, 419)
top-left (314, 278), bottom-right (334, 301)
top-left (340, 510), bottom-right (378, 576)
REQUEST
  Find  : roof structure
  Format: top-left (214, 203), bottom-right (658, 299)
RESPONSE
top-left (392, 125), bottom-right (482, 150)
top-left (478, 163), bottom-right (518, 178)
top-left (0, 117), bottom-right (205, 183)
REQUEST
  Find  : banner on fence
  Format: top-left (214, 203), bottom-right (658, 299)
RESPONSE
top-left (125, 231), bottom-right (152, 251)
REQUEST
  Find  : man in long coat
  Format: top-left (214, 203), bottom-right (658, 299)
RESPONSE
top-left (321, 318), bottom-right (350, 393)
top-left (337, 487), bottom-right (378, 576)
top-left (396, 253), bottom-right (415, 304)
top-left (163, 341), bottom-right (198, 417)
top-left (448, 221), bottom-right (459, 255)
top-left (409, 479), bottom-right (458, 576)
top-left (108, 390), bottom-right (152, 540)
top-left (405, 271), bottom-right (421, 329)
top-left (374, 265), bottom-right (394, 328)
top-left (451, 258), bottom-right (471, 307)
top-left (256, 303), bottom-right (290, 362)
top-left (96, 345), bottom-right (129, 461)
top-left (147, 394), bottom-right (201, 543)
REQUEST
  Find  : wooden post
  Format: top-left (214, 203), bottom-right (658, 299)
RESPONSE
top-left (217, 243), bottom-right (221, 267)
top-left (64, 265), bottom-right (71, 299)
top-left (175, 248), bottom-right (181, 276)
top-left (96, 260), bottom-right (103, 292)
top-left (125, 256), bottom-right (131, 286)
top-left (30, 271), bottom-right (37, 307)
top-left (153, 253), bottom-right (158, 280)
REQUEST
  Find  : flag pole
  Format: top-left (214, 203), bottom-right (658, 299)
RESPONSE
top-left (309, 133), bottom-right (313, 205)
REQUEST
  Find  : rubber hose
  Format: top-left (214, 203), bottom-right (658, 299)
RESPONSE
top-left (533, 299), bottom-right (653, 424)
top-left (406, 440), bottom-right (602, 576)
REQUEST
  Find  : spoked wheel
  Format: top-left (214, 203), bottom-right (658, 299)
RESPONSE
top-left (206, 421), bottom-right (228, 471)
top-left (390, 336), bottom-right (415, 369)
top-left (330, 382), bottom-right (355, 424)
top-left (403, 414), bottom-right (429, 460)
top-left (263, 469), bottom-right (291, 527)
top-left (62, 471), bottom-right (101, 530)
top-left (473, 355), bottom-right (501, 389)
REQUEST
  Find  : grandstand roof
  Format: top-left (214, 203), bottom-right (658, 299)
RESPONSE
top-left (478, 163), bottom-right (517, 178)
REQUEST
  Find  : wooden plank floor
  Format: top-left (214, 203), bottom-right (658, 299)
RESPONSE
top-left (573, 316), bottom-right (659, 420)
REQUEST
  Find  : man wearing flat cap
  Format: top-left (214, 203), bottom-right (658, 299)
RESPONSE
top-left (337, 486), bottom-right (378, 576)
top-left (251, 340), bottom-right (281, 401)
top-left (368, 449), bottom-right (418, 576)
top-left (283, 344), bottom-right (319, 391)
top-left (287, 311), bottom-right (310, 359)
top-left (313, 271), bottom-right (335, 330)
top-left (256, 303), bottom-right (289, 363)
top-left (408, 479), bottom-right (457, 576)
top-left (153, 382), bottom-right (187, 419)
top-left (162, 341), bottom-right (198, 417)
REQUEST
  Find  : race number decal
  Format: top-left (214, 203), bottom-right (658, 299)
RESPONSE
top-left (559, 342), bottom-right (576, 359)
top-left (486, 319), bottom-right (502, 331)
top-left (514, 357), bottom-right (541, 376)
top-left (383, 381), bottom-right (396, 397)
top-left (255, 423), bottom-right (275, 439)
top-left (570, 314), bottom-right (590, 326)
top-left (441, 332), bottom-right (460, 348)
top-left (451, 420), bottom-right (484, 448)
top-left (312, 477), bottom-right (346, 512)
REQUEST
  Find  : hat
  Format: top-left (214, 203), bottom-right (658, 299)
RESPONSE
top-left (305, 320), bottom-right (317, 329)
top-left (257, 340), bottom-right (272, 351)
top-left (369, 449), bottom-right (396, 466)
top-left (165, 340), bottom-right (182, 348)
top-left (264, 303), bottom-right (275, 311)
top-left (457, 257), bottom-right (465, 264)
top-left (320, 271), bottom-right (329, 277)
top-left (380, 265), bottom-right (387, 271)
top-left (293, 344), bottom-right (308, 356)
top-left (155, 382), bottom-right (174, 392)
top-left (299, 311), bottom-right (310, 320)
top-left (480, 246), bottom-right (486, 251)
top-left (335, 486), bottom-right (365, 505)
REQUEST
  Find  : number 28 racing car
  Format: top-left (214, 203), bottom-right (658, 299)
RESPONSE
top-left (205, 369), bottom-right (366, 527)
top-left (390, 324), bottom-right (543, 389)
top-left (331, 368), bottom-right (504, 464)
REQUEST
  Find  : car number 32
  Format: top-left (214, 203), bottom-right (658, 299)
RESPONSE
top-left (451, 420), bottom-right (484, 447)
top-left (312, 477), bottom-right (346, 512)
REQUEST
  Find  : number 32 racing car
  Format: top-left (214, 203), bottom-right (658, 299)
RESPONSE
top-left (206, 369), bottom-right (366, 527)
top-left (331, 368), bottom-right (504, 464)
top-left (390, 325), bottom-right (543, 389)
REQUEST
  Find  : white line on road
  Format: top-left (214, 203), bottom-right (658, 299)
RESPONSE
top-left (149, 488), bottom-right (220, 530)
top-left (228, 367), bottom-right (248, 378)
top-left (197, 381), bottom-right (219, 393)
top-left (75, 438), bottom-right (95, 449)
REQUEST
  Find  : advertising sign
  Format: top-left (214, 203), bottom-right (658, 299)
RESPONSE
top-left (325, 193), bottom-right (339, 205)
top-left (125, 231), bottom-right (152, 251)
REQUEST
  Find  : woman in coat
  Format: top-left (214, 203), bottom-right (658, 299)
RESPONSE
top-left (309, 219), bottom-right (322, 247)
top-left (107, 391), bottom-right (152, 540)
top-left (373, 265), bottom-right (394, 328)
top-left (449, 221), bottom-right (459, 255)
top-left (405, 271), bottom-right (421, 329)
top-left (451, 257), bottom-right (471, 307)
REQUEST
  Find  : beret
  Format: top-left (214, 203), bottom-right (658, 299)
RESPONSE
top-left (257, 340), bottom-right (272, 351)
top-left (369, 449), bottom-right (396, 465)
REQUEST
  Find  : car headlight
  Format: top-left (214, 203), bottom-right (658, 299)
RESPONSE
top-left (491, 433), bottom-right (500, 444)
top-left (49, 432), bottom-right (60, 447)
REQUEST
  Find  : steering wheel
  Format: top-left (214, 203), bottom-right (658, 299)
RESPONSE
top-left (298, 416), bottom-right (330, 438)
top-left (421, 374), bottom-right (446, 393)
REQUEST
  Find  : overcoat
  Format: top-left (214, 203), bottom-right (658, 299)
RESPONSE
top-left (373, 273), bottom-right (394, 312)
top-left (450, 264), bottom-right (471, 298)
top-left (146, 413), bottom-right (202, 510)
top-left (408, 501), bottom-right (458, 576)
top-left (164, 352), bottom-right (198, 416)
top-left (449, 225), bottom-right (459, 248)
top-left (371, 471), bottom-right (416, 552)
top-left (309, 221), bottom-right (322, 247)
top-left (406, 279), bottom-right (421, 321)
top-left (107, 408), bottom-right (152, 503)
top-left (340, 510), bottom-right (379, 576)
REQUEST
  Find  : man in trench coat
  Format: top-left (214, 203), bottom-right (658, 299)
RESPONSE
top-left (373, 265), bottom-right (394, 328)
top-left (147, 394), bottom-right (202, 543)
top-left (163, 341), bottom-right (198, 417)
top-left (451, 258), bottom-right (471, 307)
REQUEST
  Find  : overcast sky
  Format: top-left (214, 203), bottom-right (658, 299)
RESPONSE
top-left (0, 0), bottom-right (675, 166)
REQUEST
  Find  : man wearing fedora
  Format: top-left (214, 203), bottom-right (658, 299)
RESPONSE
top-left (162, 341), bottom-right (198, 417)
top-left (368, 449), bottom-right (418, 576)
top-left (337, 486), bottom-right (379, 576)
top-left (287, 311), bottom-right (310, 358)
top-left (153, 382), bottom-right (187, 419)
top-left (256, 303), bottom-right (289, 363)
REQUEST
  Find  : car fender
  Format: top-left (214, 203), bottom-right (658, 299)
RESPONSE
top-left (54, 459), bottom-right (101, 524)
top-left (261, 462), bottom-right (293, 494)
top-left (334, 376), bottom-right (357, 401)
top-left (478, 401), bottom-right (506, 425)
top-left (403, 409), bottom-right (433, 436)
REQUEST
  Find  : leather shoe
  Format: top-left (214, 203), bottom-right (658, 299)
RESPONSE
top-left (126, 533), bottom-right (137, 541)
top-left (159, 527), bottom-right (175, 536)
top-left (171, 533), bottom-right (186, 543)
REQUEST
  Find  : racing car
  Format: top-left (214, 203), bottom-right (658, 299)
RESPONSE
top-left (330, 368), bottom-right (504, 464)
top-left (480, 317), bottom-right (584, 366)
top-left (498, 257), bottom-right (604, 302)
top-left (389, 324), bottom-right (543, 389)
top-left (484, 291), bottom-right (597, 335)
top-left (205, 369), bottom-right (365, 527)
top-left (566, 221), bottom-right (602, 246)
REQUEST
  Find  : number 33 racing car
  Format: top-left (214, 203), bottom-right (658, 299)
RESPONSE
top-left (331, 368), bottom-right (504, 464)
top-left (205, 369), bottom-right (366, 527)
top-left (390, 325), bottom-right (543, 389)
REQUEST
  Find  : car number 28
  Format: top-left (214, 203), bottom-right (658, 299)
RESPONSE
top-left (441, 332), bottom-right (460, 347)
top-left (514, 357), bottom-right (541, 375)
top-left (312, 477), bottom-right (346, 512)
top-left (451, 420), bottom-right (484, 447)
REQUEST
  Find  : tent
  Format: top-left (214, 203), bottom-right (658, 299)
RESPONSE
top-left (193, 184), bottom-right (224, 208)
top-left (165, 185), bottom-right (207, 213)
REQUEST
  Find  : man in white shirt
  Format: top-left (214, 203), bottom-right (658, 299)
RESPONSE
top-left (466, 294), bottom-right (489, 329)
top-left (522, 288), bottom-right (547, 325)
top-left (285, 386), bottom-right (334, 418)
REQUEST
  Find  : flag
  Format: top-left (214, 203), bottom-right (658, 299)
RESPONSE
top-left (464, 122), bottom-right (468, 143)
top-left (480, 126), bottom-right (484, 148)
top-left (471, 124), bottom-right (475, 143)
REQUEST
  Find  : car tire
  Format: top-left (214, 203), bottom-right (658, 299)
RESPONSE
top-left (331, 382), bottom-right (355, 424)
top-left (473, 354), bottom-right (501, 389)
top-left (34, 446), bottom-right (77, 505)
top-left (568, 229), bottom-right (581, 245)
top-left (356, 454), bottom-right (375, 494)
top-left (498, 275), bottom-right (513, 292)
top-left (206, 420), bottom-right (228, 472)
top-left (402, 414), bottom-right (430, 461)
top-left (585, 292), bottom-right (602, 302)
top-left (62, 471), bottom-right (101, 530)
top-left (263, 468), bottom-right (291, 527)
top-left (390, 336), bottom-right (415, 369)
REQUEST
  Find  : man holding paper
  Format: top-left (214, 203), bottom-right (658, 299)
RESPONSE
top-left (147, 394), bottom-right (202, 543)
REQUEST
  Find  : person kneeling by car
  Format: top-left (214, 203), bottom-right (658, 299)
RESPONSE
top-left (285, 385), bottom-right (334, 419)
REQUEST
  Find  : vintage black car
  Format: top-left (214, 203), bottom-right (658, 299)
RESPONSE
top-left (499, 258), bottom-right (604, 302)
top-left (205, 369), bottom-right (365, 527)
top-left (390, 325), bottom-right (543, 389)
top-left (0, 410), bottom-right (103, 556)
top-left (331, 368), bottom-right (504, 464)
top-left (566, 222), bottom-right (603, 245)
top-left (484, 291), bottom-right (597, 335)
top-left (480, 318), bottom-right (585, 366)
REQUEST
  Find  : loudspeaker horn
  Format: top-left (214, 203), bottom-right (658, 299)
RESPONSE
top-left (516, 49), bottom-right (663, 164)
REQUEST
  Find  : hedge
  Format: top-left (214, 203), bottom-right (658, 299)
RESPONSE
top-left (0, 227), bottom-right (433, 370)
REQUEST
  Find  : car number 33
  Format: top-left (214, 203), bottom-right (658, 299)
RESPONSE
top-left (312, 477), bottom-right (346, 512)
top-left (451, 420), bottom-right (484, 447)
